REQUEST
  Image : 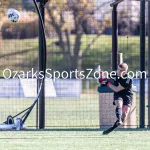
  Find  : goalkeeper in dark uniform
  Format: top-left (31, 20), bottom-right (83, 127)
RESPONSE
top-left (99, 63), bottom-right (133, 135)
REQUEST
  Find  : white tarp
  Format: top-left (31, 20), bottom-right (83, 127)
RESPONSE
top-left (20, 79), bottom-right (57, 97)
top-left (0, 79), bottom-right (82, 98)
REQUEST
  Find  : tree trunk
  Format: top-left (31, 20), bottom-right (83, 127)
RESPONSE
top-left (70, 56), bottom-right (82, 78)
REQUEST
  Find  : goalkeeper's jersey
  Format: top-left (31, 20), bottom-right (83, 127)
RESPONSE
top-left (112, 74), bottom-right (133, 99)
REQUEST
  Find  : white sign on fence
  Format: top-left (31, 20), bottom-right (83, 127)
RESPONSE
top-left (53, 79), bottom-right (82, 97)
top-left (0, 79), bottom-right (82, 98)
top-left (20, 79), bottom-right (57, 97)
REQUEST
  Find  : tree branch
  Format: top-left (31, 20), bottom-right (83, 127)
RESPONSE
top-left (45, 6), bottom-right (66, 54)
top-left (82, 5), bottom-right (112, 57)
top-left (74, 32), bottom-right (82, 56)
top-left (82, 33), bottom-right (101, 57)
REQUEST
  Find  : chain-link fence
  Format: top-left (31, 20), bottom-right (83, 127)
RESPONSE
top-left (0, 0), bottom-right (148, 128)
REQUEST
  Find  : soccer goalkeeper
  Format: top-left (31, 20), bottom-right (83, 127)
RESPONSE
top-left (99, 63), bottom-right (133, 135)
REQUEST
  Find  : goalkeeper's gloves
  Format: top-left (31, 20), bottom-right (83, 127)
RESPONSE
top-left (99, 78), bottom-right (110, 86)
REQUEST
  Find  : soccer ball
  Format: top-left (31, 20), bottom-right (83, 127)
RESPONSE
top-left (7, 9), bottom-right (20, 22)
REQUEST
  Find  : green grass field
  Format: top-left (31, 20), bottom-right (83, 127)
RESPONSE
top-left (0, 93), bottom-right (100, 128)
top-left (0, 129), bottom-right (150, 150)
top-left (0, 92), bottom-right (148, 128)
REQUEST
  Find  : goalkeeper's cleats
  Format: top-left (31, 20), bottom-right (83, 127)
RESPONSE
top-left (103, 127), bottom-right (115, 135)
top-left (103, 119), bottom-right (123, 135)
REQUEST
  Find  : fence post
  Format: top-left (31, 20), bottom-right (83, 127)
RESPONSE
top-left (38, 0), bottom-right (48, 129)
top-left (140, 0), bottom-right (146, 128)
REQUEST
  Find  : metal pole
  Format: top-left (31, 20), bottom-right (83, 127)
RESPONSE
top-left (148, 0), bottom-right (150, 128)
top-left (110, 1), bottom-right (124, 71)
top-left (38, 0), bottom-right (45, 129)
top-left (36, 79), bottom-right (38, 129)
top-left (112, 5), bottom-right (118, 71)
top-left (140, 0), bottom-right (146, 128)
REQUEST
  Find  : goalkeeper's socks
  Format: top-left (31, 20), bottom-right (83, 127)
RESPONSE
top-left (115, 106), bottom-right (122, 124)
top-left (117, 119), bottom-right (123, 126)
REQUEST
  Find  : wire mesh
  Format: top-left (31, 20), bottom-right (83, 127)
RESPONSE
top-left (0, 0), bottom-right (148, 128)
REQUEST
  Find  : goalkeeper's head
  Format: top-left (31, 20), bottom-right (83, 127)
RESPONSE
top-left (117, 63), bottom-right (128, 77)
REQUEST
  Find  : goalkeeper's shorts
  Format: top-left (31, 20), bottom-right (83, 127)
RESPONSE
top-left (114, 94), bottom-right (132, 107)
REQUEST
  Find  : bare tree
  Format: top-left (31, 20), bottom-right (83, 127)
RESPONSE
top-left (46, 0), bottom-right (111, 75)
